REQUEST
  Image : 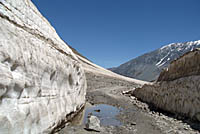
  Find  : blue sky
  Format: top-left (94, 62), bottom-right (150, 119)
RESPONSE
top-left (32, 0), bottom-right (200, 68)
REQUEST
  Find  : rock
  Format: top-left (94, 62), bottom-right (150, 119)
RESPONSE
top-left (130, 122), bottom-right (137, 125)
top-left (0, 0), bottom-right (86, 133)
top-left (85, 115), bottom-right (101, 132)
top-left (133, 50), bottom-right (200, 122)
top-left (94, 109), bottom-right (101, 112)
top-left (194, 112), bottom-right (200, 121)
top-left (122, 90), bottom-right (133, 95)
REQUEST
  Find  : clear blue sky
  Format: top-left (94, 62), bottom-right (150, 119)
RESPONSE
top-left (32, 0), bottom-right (200, 68)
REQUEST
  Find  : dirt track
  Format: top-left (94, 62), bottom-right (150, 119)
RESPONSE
top-left (58, 72), bottom-right (200, 134)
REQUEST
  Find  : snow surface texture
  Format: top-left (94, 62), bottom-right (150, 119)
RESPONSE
top-left (133, 50), bottom-right (200, 121)
top-left (110, 40), bottom-right (200, 81)
top-left (0, 0), bottom-right (86, 133)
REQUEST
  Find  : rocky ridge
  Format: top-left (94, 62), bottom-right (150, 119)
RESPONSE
top-left (158, 48), bottom-right (200, 81)
top-left (0, 0), bottom-right (86, 133)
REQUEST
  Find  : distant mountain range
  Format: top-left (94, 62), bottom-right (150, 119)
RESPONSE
top-left (109, 40), bottom-right (200, 81)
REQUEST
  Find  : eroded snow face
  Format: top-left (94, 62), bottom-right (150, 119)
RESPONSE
top-left (0, 0), bottom-right (86, 133)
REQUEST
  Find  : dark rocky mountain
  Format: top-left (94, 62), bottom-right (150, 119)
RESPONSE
top-left (109, 40), bottom-right (200, 81)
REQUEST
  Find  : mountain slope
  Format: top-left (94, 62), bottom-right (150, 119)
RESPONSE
top-left (110, 40), bottom-right (200, 81)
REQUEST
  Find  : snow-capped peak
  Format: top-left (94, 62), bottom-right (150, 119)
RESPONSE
top-left (110, 40), bottom-right (200, 81)
top-left (160, 40), bottom-right (200, 51)
top-left (160, 43), bottom-right (175, 50)
top-left (194, 40), bottom-right (200, 44)
top-left (156, 40), bottom-right (200, 68)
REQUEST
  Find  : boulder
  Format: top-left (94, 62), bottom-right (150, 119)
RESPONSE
top-left (85, 115), bottom-right (101, 132)
top-left (0, 0), bottom-right (86, 133)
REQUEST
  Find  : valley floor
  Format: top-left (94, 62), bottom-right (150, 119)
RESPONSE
top-left (57, 72), bottom-right (200, 134)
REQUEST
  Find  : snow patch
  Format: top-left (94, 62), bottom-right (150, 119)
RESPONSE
top-left (157, 61), bottom-right (166, 68)
top-left (194, 40), bottom-right (200, 45)
top-left (160, 40), bottom-right (200, 51)
top-left (156, 53), bottom-right (169, 67)
top-left (160, 43), bottom-right (175, 50)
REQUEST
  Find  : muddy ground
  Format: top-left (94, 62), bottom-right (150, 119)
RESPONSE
top-left (57, 72), bottom-right (200, 134)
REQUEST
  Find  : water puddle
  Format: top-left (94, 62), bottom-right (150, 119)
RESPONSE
top-left (70, 103), bottom-right (123, 127)
top-left (84, 104), bottom-right (122, 126)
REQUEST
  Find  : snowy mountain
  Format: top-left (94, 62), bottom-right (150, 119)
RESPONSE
top-left (109, 40), bottom-right (200, 81)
